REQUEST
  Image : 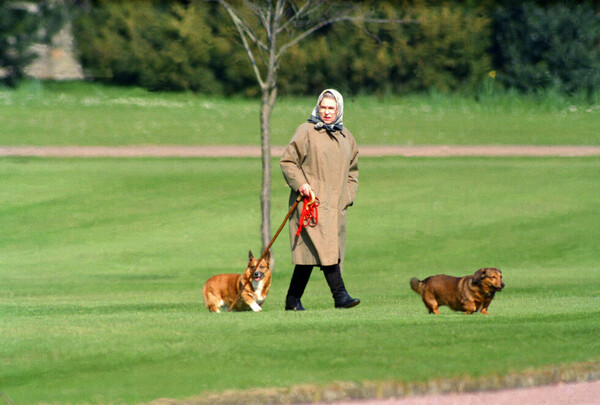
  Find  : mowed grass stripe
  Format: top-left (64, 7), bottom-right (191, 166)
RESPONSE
top-left (1, 81), bottom-right (599, 146)
top-left (1, 156), bottom-right (599, 404)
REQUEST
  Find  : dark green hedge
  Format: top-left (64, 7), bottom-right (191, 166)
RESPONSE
top-left (492, 2), bottom-right (600, 96)
top-left (277, 3), bottom-right (491, 96)
top-left (71, 1), bottom-right (600, 96)
top-left (74, 2), bottom-right (220, 92)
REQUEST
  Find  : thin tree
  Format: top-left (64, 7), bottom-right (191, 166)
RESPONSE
top-left (204, 0), bottom-right (413, 252)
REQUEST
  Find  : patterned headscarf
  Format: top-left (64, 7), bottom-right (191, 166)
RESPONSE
top-left (308, 89), bottom-right (344, 133)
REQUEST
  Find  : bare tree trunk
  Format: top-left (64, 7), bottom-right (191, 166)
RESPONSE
top-left (259, 2), bottom-right (281, 252)
top-left (259, 86), bottom-right (276, 251)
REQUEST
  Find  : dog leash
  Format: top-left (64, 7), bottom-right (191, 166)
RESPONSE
top-left (296, 191), bottom-right (319, 236)
top-left (228, 194), bottom-right (304, 312)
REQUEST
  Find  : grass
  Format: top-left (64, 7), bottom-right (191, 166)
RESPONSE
top-left (1, 156), bottom-right (599, 404)
top-left (1, 80), bottom-right (599, 146)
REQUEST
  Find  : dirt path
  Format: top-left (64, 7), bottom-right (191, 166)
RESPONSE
top-left (1, 145), bottom-right (600, 158)
top-left (150, 373), bottom-right (600, 405)
top-left (310, 380), bottom-right (600, 405)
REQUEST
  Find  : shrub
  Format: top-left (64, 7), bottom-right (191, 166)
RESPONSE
top-left (73, 2), bottom-right (492, 96)
top-left (277, 3), bottom-right (492, 95)
top-left (492, 2), bottom-right (600, 95)
top-left (74, 1), bottom-right (220, 93)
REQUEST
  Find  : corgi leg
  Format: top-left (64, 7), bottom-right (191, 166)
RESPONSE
top-left (241, 291), bottom-right (262, 312)
top-left (204, 292), bottom-right (222, 313)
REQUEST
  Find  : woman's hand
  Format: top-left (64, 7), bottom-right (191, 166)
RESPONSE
top-left (298, 183), bottom-right (312, 198)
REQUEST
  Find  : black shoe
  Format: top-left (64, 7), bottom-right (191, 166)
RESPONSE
top-left (334, 292), bottom-right (361, 309)
top-left (285, 265), bottom-right (312, 311)
top-left (322, 264), bottom-right (360, 309)
top-left (285, 296), bottom-right (305, 311)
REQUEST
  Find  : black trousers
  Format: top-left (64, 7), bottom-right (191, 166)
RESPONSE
top-left (286, 263), bottom-right (347, 301)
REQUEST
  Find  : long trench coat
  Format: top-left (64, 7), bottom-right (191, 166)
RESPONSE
top-left (280, 122), bottom-right (359, 266)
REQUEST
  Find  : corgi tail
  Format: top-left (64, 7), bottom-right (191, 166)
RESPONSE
top-left (410, 277), bottom-right (424, 295)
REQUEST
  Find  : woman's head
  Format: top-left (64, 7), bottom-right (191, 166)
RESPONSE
top-left (309, 89), bottom-right (344, 131)
top-left (318, 92), bottom-right (338, 125)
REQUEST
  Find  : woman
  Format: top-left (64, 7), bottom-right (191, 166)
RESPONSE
top-left (280, 89), bottom-right (360, 310)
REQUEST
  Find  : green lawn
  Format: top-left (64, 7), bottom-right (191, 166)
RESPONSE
top-left (1, 81), bottom-right (599, 146)
top-left (1, 156), bottom-right (599, 404)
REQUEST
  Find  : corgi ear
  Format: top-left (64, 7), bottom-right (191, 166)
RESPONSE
top-left (263, 250), bottom-right (271, 263)
top-left (248, 250), bottom-right (254, 260)
top-left (473, 268), bottom-right (485, 284)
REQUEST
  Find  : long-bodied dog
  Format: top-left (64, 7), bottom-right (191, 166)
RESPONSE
top-left (410, 268), bottom-right (504, 314)
top-left (202, 251), bottom-right (271, 313)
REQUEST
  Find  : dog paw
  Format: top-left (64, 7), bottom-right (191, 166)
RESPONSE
top-left (250, 302), bottom-right (262, 312)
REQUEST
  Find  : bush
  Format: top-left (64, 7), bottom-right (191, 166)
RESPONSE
top-left (73, 2), bottom-right (492, 96)
top-left (277, 3), bottom-right (492, 95)
top-left (492, 2), bottom-right (600, 95)
top-left (72, 2), bottom-right (599, 98)
top-left (74, 1), bottom-right (220, 93)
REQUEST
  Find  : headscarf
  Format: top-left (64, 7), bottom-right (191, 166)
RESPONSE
top-left (308, 89), bottom-right (344, 133)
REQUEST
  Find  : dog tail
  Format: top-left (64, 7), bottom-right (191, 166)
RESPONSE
top-left (410, 277), bottom-right (425, 295)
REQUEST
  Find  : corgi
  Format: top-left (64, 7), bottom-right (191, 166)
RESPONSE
top-left (202, 251), bottom-right (271, 312)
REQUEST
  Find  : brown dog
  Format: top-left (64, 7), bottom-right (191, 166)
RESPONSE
top-left (410, 268), bottom-right (504, 314)
top-left (202, 251), bottom-right (271, 313)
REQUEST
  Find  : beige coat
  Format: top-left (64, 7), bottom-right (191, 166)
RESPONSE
top-left (280, 122), bottom-right (359, 266)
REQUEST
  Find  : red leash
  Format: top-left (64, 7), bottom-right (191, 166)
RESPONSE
top-left (296, 192), bottom-right (319, 236)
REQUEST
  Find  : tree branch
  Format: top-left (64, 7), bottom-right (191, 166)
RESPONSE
top-left (243, 0), bottom-right (270, 39)
top-left (277, 15), bottom-right (418, 59)
top-left (217, 0), bottom-right (266, 89)
top-left (217, 0), bottom-right (269, 52)
top-left (277, 0), bottom-right (312, 34)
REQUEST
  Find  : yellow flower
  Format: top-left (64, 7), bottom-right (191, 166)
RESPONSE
top-left (488, 70), bottom-right (496, 79)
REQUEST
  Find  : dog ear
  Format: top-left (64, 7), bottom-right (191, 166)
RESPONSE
top-left (248, 250), bottom-right (255, 264)
top-left (263, 250), bottom-right (271, 263)
top-left (473, 268), bottom-right (485, 284)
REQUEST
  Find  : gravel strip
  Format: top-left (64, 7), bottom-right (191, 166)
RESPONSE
top-left (148, 362), bottom-right (600, 404)
top-left (1, 145), bottom-right (600, 158)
